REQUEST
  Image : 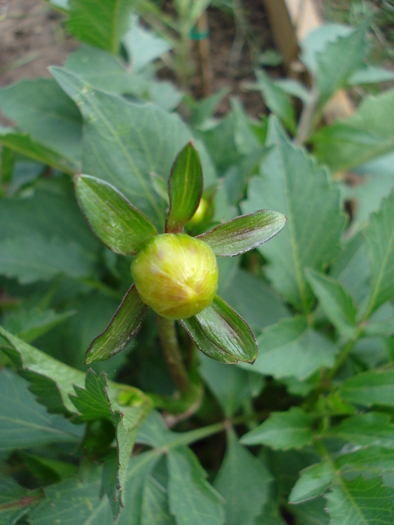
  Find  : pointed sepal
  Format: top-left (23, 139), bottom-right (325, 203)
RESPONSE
top-left (84, 284), bottom-right (147, 364)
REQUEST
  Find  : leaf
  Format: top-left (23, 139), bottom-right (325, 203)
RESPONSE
top-left (0, 234), bottom-right (93, 284)
top-left (363, 190), bottom-right (394, 318)
top-left (51, 67), bottom-right (216, 227)
top-left (325, 476), bottom-right (394, 525)
top-left (165, 142), bottom-right (203, 233)
top-left (0, 368), bottom-right (82, 454)
top-left (339, 371), bottom-right (394, 408)
top-left (0, 126), bottom-right (78, 174)
top-left (305, 269), bottom-right (358, 338)
top-left (242, 117), bottom-right (345, 312)
top-left (67, 0), bottom-right (134, 54)
top-left (241, 407), bottom-right (315, 449)
top-left (290, 497), bottom-right (329, 525)
top-left (315, 25), bottom-right (366, 108)
top-left (141, 476), bottom-right (175, 525)
top-left (180, 296), bottom-right (258, 364)
top-left (167, 447), bottom-right (225, 525)
top-left (219, 268), bottom-right (290, 331)
top-left (70, 370), bottom-right (113, 421)
top-left (197, 210), bottom-right (286, 257)
top-left (75, 174), bottom-right (157, 255)
top-left (335, 446), bottom-right (394, 479)
top-left (199, 354), bottom-right (259, 417)
top-left (310, 89), bottom-right (394, 172)
top-left (0, 474), bottom-right (43, 525)
top-left (323, 412), bottom-right (394, 449)
top-left (84, 284), bottom-right (148, 364)
top-left (246, 317), bottom-right (337, 380)
top-left (289, 461), bottom-right (334, 503)
top-left (214, 431), bottom-right (273, 525)
top-left (253, 70), bottom-right (296, 133)
top-left (348, 66), bottom-right (394, 86)
top-left (0, 79), bottom-right (82, 166)
top-left (123, 18), bottom-right (172, 72)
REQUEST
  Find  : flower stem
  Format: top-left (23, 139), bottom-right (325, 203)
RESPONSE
top-left (155, 314), bottom-right (192, 396)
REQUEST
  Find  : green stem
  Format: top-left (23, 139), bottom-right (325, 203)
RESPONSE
top-left (155, 314), bottom-right (192, 396)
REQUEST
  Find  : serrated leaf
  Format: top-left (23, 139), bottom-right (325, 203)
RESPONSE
top-left (241, 407), bottom-right (315, 449)
top-left (0, 79), bottom-right (82, 166)
top-left (339, 371), bottom-right (394, 408)
top-left (199, 354), bottom-right (259, 417)
top-left (84, 284), bottom-right (147, 364)
top-left (315, 26), bottom-right (366, 108)
top-left (167, 447), bottom-right (225, 525)
top-left (197, 210), bottom-right (286, 257)
top-left (0, 126), bottom-right (78, 174)
top-left (363, 190), bottom-right (394, 318)
top-left (323, 412), bottom-right (394, 449)
top-left (141, 476), bottom-right (175, 525)
top-left (0, 234), bottom-right (93, 284)
top-left (348, 66), bottom-right (394, 86)
top-left (335, 446), bottom-right (394, 479)
top-left (305, 269), bottom-right (358, 338)
top-left (180, 296), bottom-right (258, 364)
top-left (70, 370), bottom-right (113, 421)
top-left (76, 174), bottom-right (157, 256)
top-left (214, 431), bottom-right (273, 525)
top-left (289, 461), bottom-right (334, 503)
top-left (0, 368), bottom-right (82, 453)
top-left (51, 67), bottom-right (216, 227)
top-left (0, 474), bottom-right (43, 525)
top-left (254, 69), bottom-right (296, 133)
top-left (67, 0), bottom-right (134, 54)
top-left (242, 118), bottom-right (345, 312)
top-left (245, 317), bottom-right (337, 380)
top-left (311, 89), bottom-right (394, 172)
top-left (165, 142), bottom-right (203, 233)
top-left (325, 476), bottom-right (394, 525)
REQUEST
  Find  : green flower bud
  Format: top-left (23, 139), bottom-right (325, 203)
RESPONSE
top-left (131, 233), bottom-right (218, 320)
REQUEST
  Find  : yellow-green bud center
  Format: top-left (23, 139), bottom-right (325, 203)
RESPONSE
top-left (131, 233), bottom-right (218, 320)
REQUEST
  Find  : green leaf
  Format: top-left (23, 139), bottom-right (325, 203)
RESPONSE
top-left (214, 431), bottom-right (273, 525)
top-left (0, 79), bottom-right (82, 167)
top-left (67, 0), bottom-right (134, 54)
top-left (0, 126), bottom-right (78, 174)
top-left (246, 317), bottom-right (337, 380)
top-left (84, 284), bottom-right (148, 364)
top-left (0, 474), bottom-right (43, 525)
top-left (339, 371), bottom-right (394, 408)
top-left (242, 118), bottom-right (345, 312)
top-left (305, 269), bottom-right (358, 338)
top-left (290, 497), bottom-right (329, 525)
top-left (289, 461), bottom-right (334, 503)
top-left (51, 67), bottom-right (216, 227)
top-left (315, 26), bottom-right (366, 108)
top-left (197, 210), bottom-right (286, 257)
top-left (335, 446), bottom-right (394, 479)
top-left (363, 190), bottom-right (394, 318)
top-left (219, 268), bottom-right (290, 331)
top-left (348, 66), bottom-right (394, 86)
top-left (165, 142), bottom-right (203, 233)
top-left (323, 412), bottom-right (394, 449)
top-left (254, 70), bottom-right (296, 133)
top-left (325, 476), bottom-right (394, 525)
top-left (76, 174), bottom-right (157, 255)
top-left (199, 354), bottom-right (260, 417)
top-left (180, 296), bottom-right (258, 364)
top-left (0, 234), bottom-right (93, 284)
top-left (123, 18), bottom-right (172, 72)
top-left (311, 89), bottom-right (394, 172)
top-left (141, 476), bottom-right (175, 525)
top-left (70, 370), bottom-right (113, 421)
top-left (0, 368), bottom-right (82, 454)
top-left (167, 447), bottom-right (225, 525)
top-left (241, 407), bottom-right (315, 449)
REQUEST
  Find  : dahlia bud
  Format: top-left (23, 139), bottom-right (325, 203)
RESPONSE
top-left (131, 233), bottom-right (218, 320)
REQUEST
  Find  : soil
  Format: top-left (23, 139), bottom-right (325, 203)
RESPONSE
top-left (0, 0), bottom-right (275, 118)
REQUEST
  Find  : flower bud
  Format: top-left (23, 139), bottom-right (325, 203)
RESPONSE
top-left (131, 233), bottom-right (218, 320)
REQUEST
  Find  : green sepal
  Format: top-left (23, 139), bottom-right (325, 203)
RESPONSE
top-left (180, 296), bottom-right (258, 364)
top-left (84, 284), bottom-right (147, 364)
top-left (75, 174), bottom-right (157, 255)
top-left (197, 210), bottom-right (286, 257)
top-left (165, 142), bottom-right (203, 233)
